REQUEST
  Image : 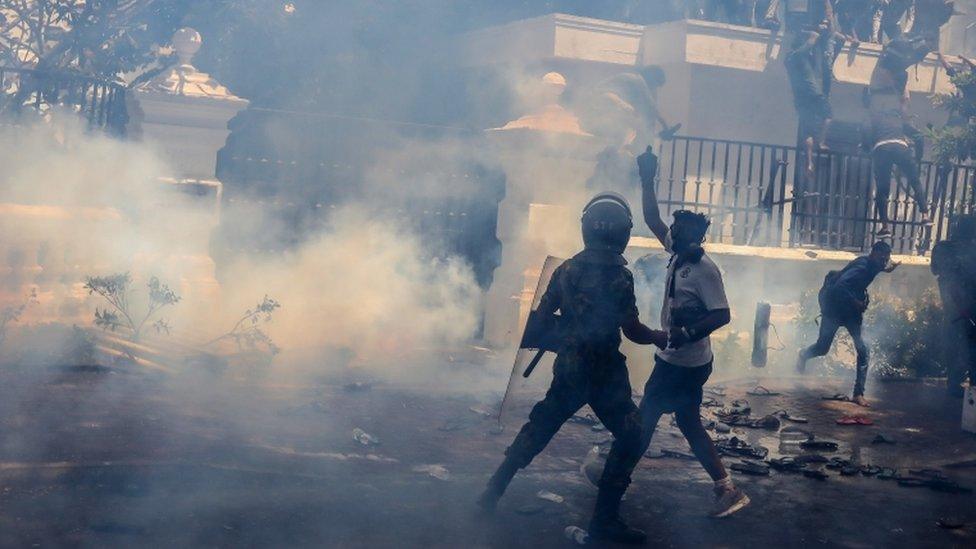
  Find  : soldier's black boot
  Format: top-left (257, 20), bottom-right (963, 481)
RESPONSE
top-left (588, 486), bottom-right (646, 545)
top-left (477, 457), bottom-right (518, 513)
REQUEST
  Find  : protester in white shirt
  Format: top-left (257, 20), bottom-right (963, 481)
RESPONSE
top-left (635, 146), bottom-right (750, 518)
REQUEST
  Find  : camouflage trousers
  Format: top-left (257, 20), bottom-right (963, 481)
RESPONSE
top-left (504, 350), bottom-right (642, 493)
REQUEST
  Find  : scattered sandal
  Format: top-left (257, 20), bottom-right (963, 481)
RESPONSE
top-left (860, 465), bottom-right (881, 476)
top-left (800, 438), bottom-right (839, 452)
top-left (803, 469), bottom-right (829, 481)
top-left (871, 433), bottom-right (896, 444)
top-left (821, 394), bottom-right (851, 402)
top-left (747, 385), bottom-right (781, 396)
top-left (730, 460), bottom-right (771, 476)
top-left (775, 410), bottom-right (810, 423)
top-left (836, 415), bottom-right (874, 426)
top-left (877, 467), bottom-right (898, 480)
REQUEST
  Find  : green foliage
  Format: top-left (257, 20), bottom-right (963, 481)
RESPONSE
top-left (930, 66), bottom-right (976, 164)
top-left (795, 287), bottom-right (946, 378)
top-left (862, 288), bottom-right (946, 378)
top-left (208, 295), bottom-right (280, 356)
top-left (0, 1), bottom-right (192, 76)
top-left (84, 272), bottom-right (180, 340)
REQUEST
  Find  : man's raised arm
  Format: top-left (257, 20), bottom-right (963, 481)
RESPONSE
top-left (637, 146), bottom-right (669, 246)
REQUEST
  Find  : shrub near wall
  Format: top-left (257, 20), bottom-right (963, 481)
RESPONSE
top-left (796, 288), bottom-right (946, 379)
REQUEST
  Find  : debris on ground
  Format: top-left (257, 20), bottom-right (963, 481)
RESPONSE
top-left (937, 517), bottom-right (966, 529)
top-left (536, 490), bottom-right (564, 504)
top-left (581, 446), bottom-right (603, 488)
top-left (871, 433), bottom-right (896, 444)
top-left (564, 526), bottom-right (589, 545)
top-left (800, 437), bottom-right (839, 452)
top-left (802, 469), bottom-right (829, 481)
top-left (568, 413), bottom-right (598, 426)
top-left (352, 428), bottom-right (380, 446)
top-left (730, 460), bottom-right (770, 476)
top-left (468, 406), bottom-right (493, 419)
top-left (412, 464), bottom-right (451, 481)
top-left (702, 396), bottom-right (723, 408)
top-left (775, 410), bottom-right (809, 423)
top-left (342, 381), bottom-right (373, 392)
top-left (836, 415), bottom-right (873, 426)
top-left (714, 436), bottom-right (768, 460)
top-left (747, 385), bottom-right (781, 396)
top-left (647, 448), bottom-right (696, 460)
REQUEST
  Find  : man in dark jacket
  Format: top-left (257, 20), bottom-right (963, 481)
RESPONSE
top-left (796, 241), bottom-right (899, 406)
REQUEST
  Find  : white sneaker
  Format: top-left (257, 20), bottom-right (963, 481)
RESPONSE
top-left (711, 486), bottom-right (750, 518)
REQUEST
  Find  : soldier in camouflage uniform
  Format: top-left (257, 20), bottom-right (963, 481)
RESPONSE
top-left (477, 192), bottom-right (666, 545)
top-left (931, 214), bottom-right (976, 397)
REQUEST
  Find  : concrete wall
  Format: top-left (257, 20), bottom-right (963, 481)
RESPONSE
top-left (463, 15), bottom-right (958, 146)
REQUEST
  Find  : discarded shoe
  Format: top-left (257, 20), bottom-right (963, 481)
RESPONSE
top-left (800, 438), bottom-right (839, 452)
top-left (802, 469), bottom-right (829, 481)
top-left (747, 385), bottom-right (781, 396)
top-left (715, 437), bottom-right (769, 460)
top-left (730, 460), bottom-right (770, 476)
top-left (877, 467), bottom-right (898, 480)
top-left (841, 465), bottom-right (860, 476)
top-left (835, 415), bottom-right (873, 426)
top-left (821, 394), bottom-right (851, 402)
top-left (937, 517), bottom-right (965, 530)
top-left (826, 457), bottom-right (852, 470)
top-left (871, 433), bottom-right (896, 444)
top-left (860, 465), bottom-right (881, 476)
top-left (775, 410), bottom-right (809, 423)
top-left (568, 413), bottom-right (599, 426)
top-left (768, 457), bottom-right (803, 473)
top-left (724, 414), bottom-right (781, 430)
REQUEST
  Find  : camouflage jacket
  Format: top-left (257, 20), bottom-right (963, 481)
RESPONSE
top-left (536, 249), bottom-right (640, 353)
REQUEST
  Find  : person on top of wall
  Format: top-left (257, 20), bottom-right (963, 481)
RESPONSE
top-left (477, 192), bottom-right (667, 544)
top-left (785, 23), bottom-right (835, 178)
top-left (796, 241), bottom-right (900, 406)
top-left (579, 65), bottom-right (681, 195)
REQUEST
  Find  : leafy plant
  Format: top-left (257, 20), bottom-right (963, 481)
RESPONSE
top-left (929, 66), bottom-right (976, 164)
top-left (207, 295), bottom-right (280, 355)
top-left (0, 288), bottom-right (38, 347)
top-left (84, 273), bottom-right (179, 341)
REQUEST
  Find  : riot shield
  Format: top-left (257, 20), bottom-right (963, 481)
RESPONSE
top-left (497, 255), bottom-right (565, 427)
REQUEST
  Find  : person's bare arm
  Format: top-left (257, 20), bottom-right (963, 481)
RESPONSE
top-left (637, 147), bottom-right (669, 246)
top-left (936, 51), bottom-right (953, 72)
top-left (622, 318), bottom-right (668, 347)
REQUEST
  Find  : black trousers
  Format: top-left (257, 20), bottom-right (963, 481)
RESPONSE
top-left (872, 142), bottom-right (928, 224)
top-left (801, 313), bottom-right (870, 396)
